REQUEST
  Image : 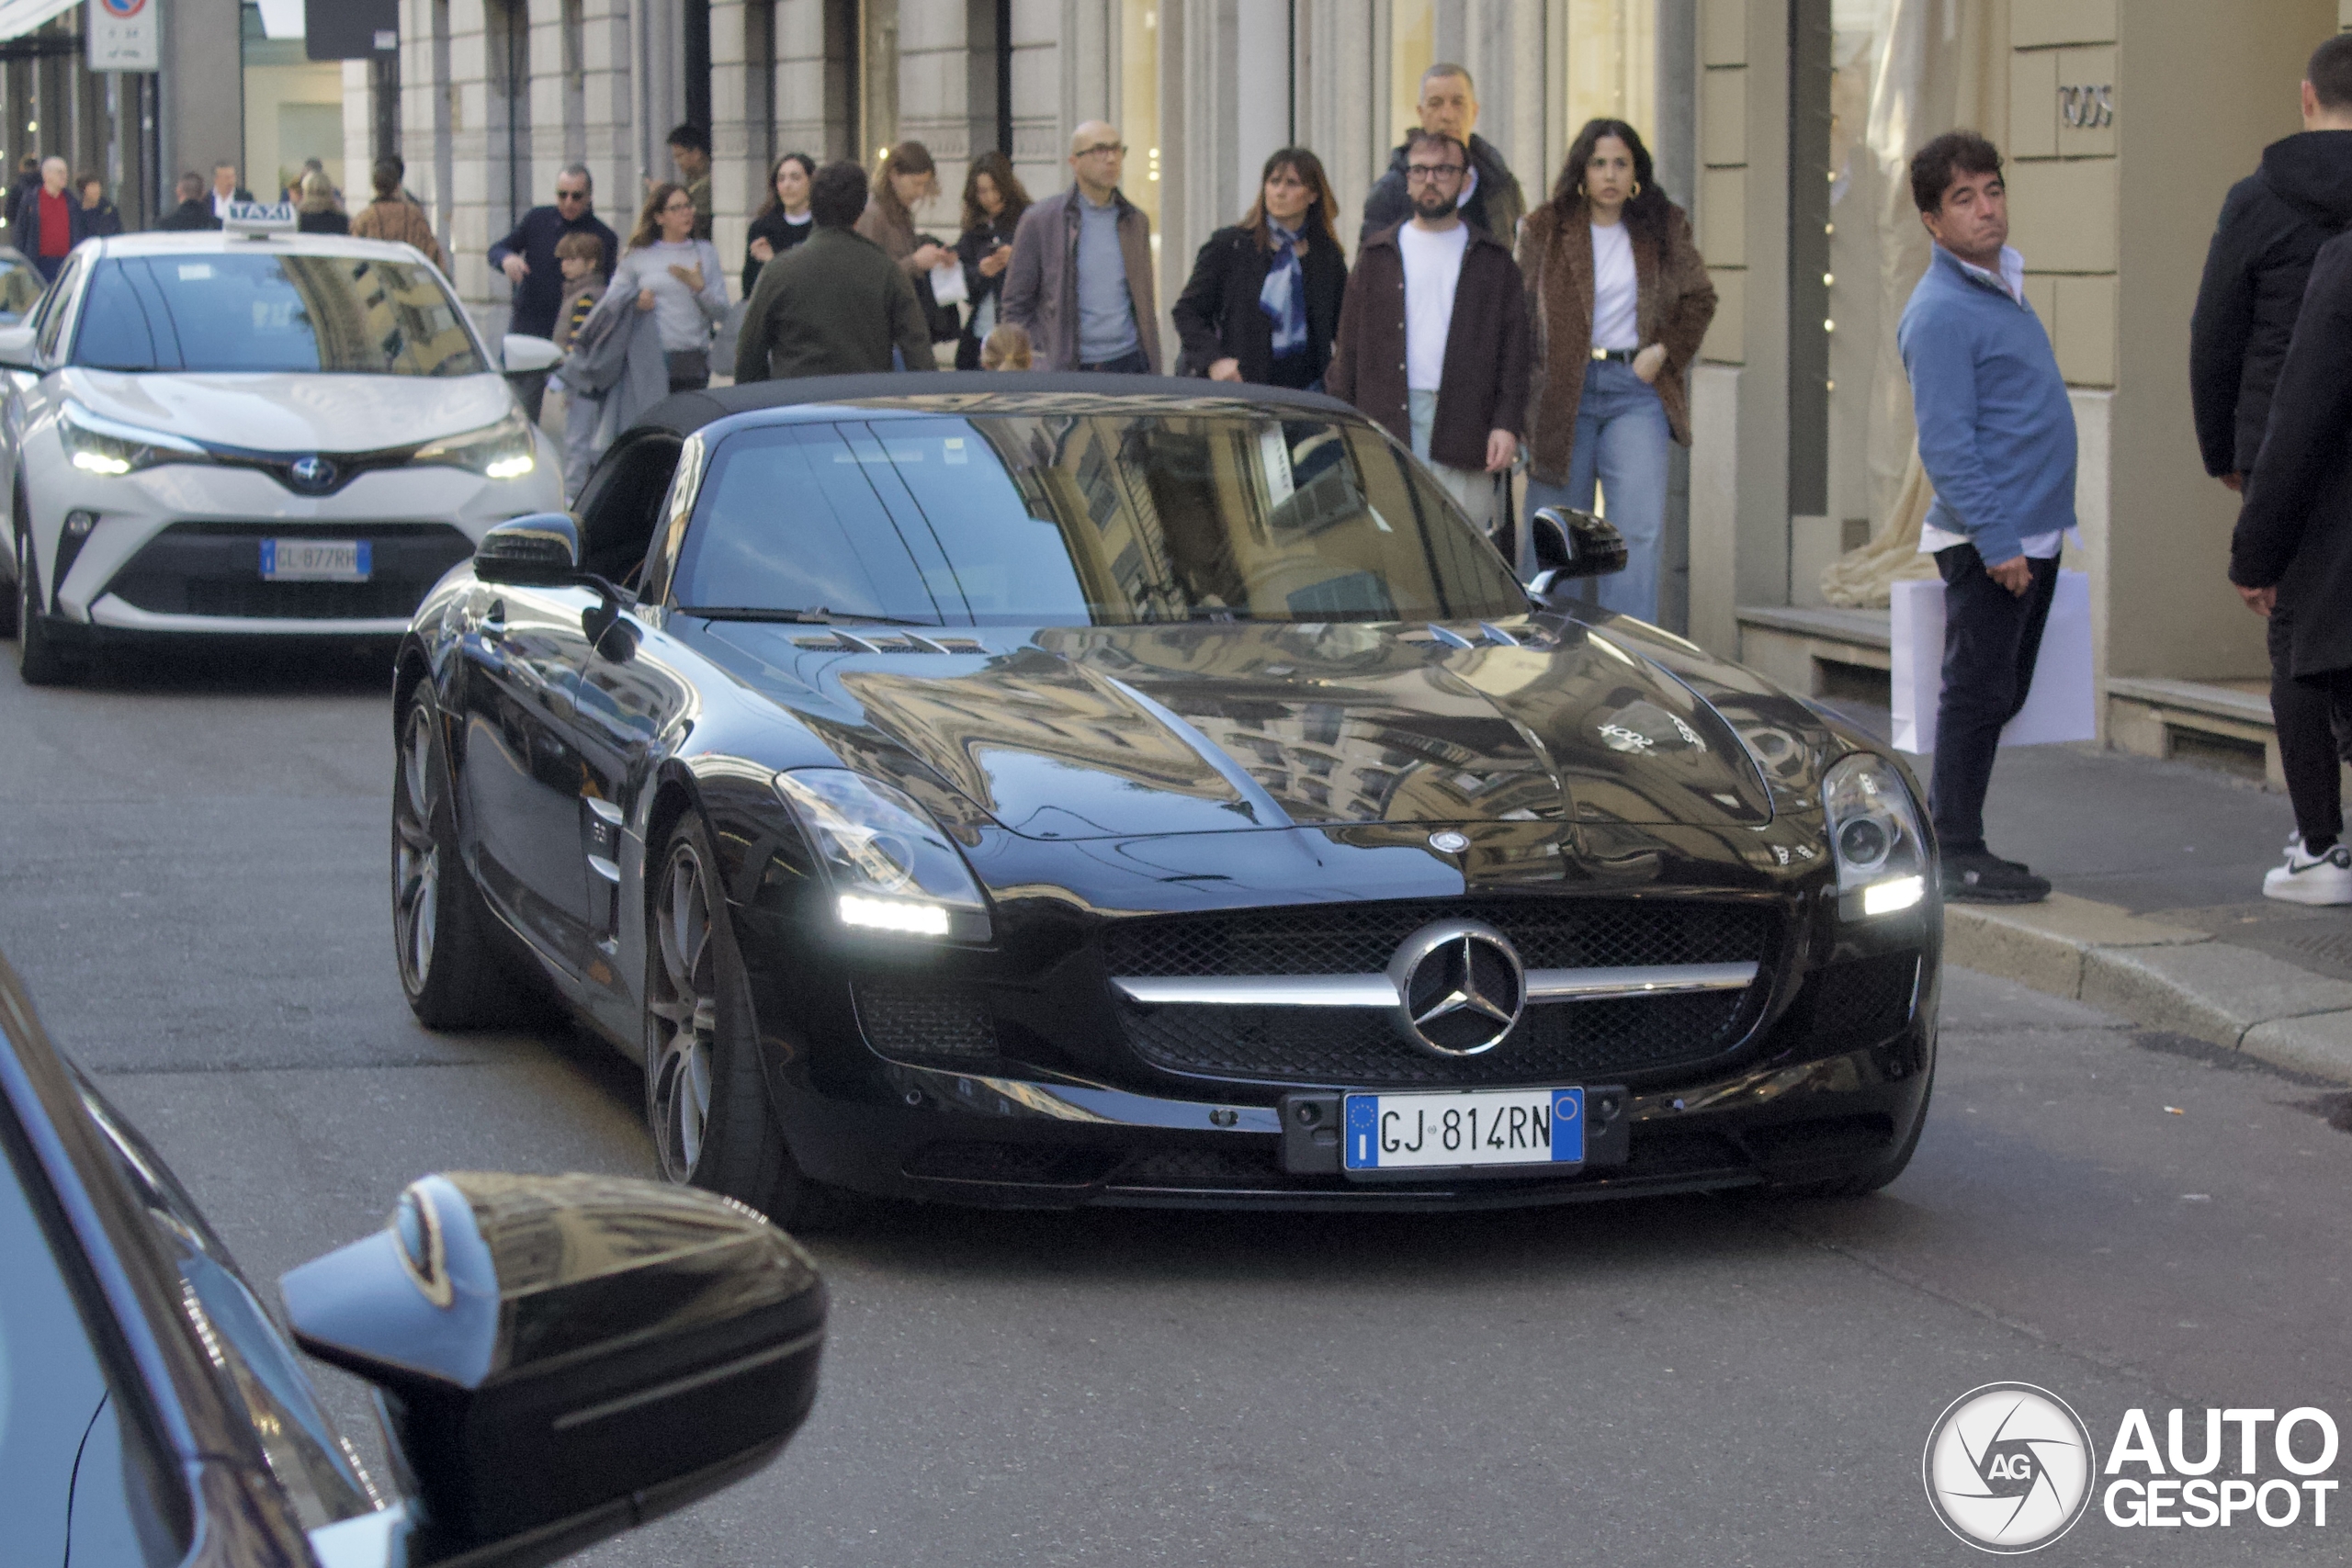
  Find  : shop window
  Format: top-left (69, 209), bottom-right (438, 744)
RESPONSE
top-left (862, 0), bottom-right (899, 164)
top-left (1562, 0), bottom-right (1655, 139)
top-left (1119, 0), bottom-right (1159, 235)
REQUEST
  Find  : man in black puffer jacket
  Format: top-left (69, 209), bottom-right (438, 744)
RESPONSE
top-left (2198, 32), bottom-right (2352, 905)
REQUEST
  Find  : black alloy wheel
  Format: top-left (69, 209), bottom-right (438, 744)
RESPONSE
top-left (391, 689), bottom-right (524, 1027)
top-left (645, 814), bottom-right (847, 1228)
top-left (16, 523), bottom-right (67, 685)
top-left (0, 525), bottom-right (16, 638)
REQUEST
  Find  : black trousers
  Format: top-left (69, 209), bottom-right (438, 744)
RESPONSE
top-left (2269, 599), bottom-right (2352, 843)
top-left (1928, 544), bottom-right (2061, 853)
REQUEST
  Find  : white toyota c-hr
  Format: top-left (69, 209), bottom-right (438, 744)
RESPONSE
top-left (0, 218), bottom-right (566, 682)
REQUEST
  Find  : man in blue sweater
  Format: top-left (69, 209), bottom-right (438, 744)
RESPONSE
top-left (1899, 131), bottom-right (2076, 904)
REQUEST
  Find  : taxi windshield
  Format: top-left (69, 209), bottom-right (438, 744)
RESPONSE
top-left (670, 412), bottom-right (1527, 627)
top-left (70, 253), bottom-right (487, 377)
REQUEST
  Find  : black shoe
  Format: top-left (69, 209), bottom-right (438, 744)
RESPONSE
top-left (1940, 849), bottom-right (2051, 905)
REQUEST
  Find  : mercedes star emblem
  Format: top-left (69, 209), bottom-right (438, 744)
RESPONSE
top-left (1385, 919), bottom-right (1527, 1056)
top-left (1428, 829), bottom-right (1470, 853)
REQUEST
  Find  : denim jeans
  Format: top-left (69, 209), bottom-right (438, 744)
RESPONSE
top-left (1524, 358), bottom-right (1670, 621)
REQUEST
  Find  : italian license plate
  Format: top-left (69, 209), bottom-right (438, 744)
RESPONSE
top-left (1342, 1087), bottom-right (1584, 1173)
top-left (260, 538), bottom-right (370, 581)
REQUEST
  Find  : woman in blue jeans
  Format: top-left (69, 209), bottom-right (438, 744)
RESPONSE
top-left (1516, 119), bottom-right (1716, 622)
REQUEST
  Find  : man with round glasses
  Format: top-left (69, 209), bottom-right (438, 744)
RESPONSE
top-left (1001, 121), bottom-right (1164, 374)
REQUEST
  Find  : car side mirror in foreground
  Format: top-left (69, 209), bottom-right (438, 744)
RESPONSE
top-left (1526, 505), bottom-right (1629, 596)
top-left (0, 321), bottom-right (39, 372)
top-left (282, 1173), bottom-right (825, 1568)
top-left (502, 333), bottom-right (566, 376)
top-left (473, 513), bottom-right (582, 587)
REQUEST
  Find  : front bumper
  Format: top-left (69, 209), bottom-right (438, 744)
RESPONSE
top-left (756, 959), bottom-right (1937, 1212)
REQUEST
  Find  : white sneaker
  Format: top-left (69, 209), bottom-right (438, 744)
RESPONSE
top-left (2264, 840), bottom-right (2352, 905)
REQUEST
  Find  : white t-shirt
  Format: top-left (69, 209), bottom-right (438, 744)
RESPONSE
top-left (1916, 243), bottom-right (2073, 560)
top-left (1589, 221), bottom-right (1639, 350)
top-left (1397, 220), bottom-right (1470, 391)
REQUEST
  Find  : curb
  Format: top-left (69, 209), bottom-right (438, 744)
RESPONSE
top-left (1940, 892), bottom-right (2352, 1084)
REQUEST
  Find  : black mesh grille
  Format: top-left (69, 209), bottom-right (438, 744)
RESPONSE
top-left (1102, 898), bottom-right (1770, 978)
top-left (853, 980), bottom-right (1000, 1066)
top-left (1116, 988), bottom-right (1756, 1086)
top-left (1104, 898), bottom-right (1774, 1087)
top-left (104, 522), bottom-right (473, 621)
top-left (1809, 953), bottom-right (1917, 1047)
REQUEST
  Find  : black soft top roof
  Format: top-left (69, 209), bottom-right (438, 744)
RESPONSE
top-left (632, 370), bottom-right (1363, 439)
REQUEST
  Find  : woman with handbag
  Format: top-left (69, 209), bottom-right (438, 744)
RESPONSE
top-left (855, 141), bottom-right (963, 360)
top-left (1517, 119), bottom-right (1715, 620)
top-left (1171, 148), bottom-right (1347, 389)
top-left (952, 152), bottom-right (1032, 369)
top-left (610, 181), bottom-right (729, 394)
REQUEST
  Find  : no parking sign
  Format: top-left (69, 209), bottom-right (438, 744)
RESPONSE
top-left (87, 0), bottom-right (160, 73)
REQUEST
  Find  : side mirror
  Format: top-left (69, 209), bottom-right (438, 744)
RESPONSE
top-left (473, 513), bottom-right (581, 586)
top-left (0, 322), bottom-right (39, 373)
top-left (502, 333), bottom-right (565, 376)
top-left (1526, 505), bottom-right (1629, 596)
top-left (282, 1173), bottom-right (825, 1568)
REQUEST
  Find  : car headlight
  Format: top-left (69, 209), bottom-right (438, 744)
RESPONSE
top-left (1822, 752), bottom-right (1928, 918)
top-left (413, 409), bottom-right (537, 479)
top-left (59, 400), bottom-right (209, 476)
top-left (774, 770), bottom-right (991, 942)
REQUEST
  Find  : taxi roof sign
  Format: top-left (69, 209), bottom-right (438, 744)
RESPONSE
top-left (222, 201), bottom-right (298, 237)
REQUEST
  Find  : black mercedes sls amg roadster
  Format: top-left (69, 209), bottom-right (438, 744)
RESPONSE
top-left (390, 375), bottom-right (1938, 1221)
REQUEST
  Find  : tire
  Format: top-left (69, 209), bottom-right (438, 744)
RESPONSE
top-left (0, 532), bottom-right (17, 639)
top-left (1761, 1067), bottom-right (1933, 1200)
top-left (391, 688), bottom-right (526, 1028)
top-left (16, 525), bottom-right (70, 686)
top-left (645, 813), bottom-right (852, 1230)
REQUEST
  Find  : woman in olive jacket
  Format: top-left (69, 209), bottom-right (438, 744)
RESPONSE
top-left (1171, 148), bottom-right (1347, 389)
top-left (1518, 118), bottom-right (1716, 621)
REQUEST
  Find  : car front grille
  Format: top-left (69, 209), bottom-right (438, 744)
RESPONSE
top-left (1105, 898), bottom-right (1775, 1087)
top-left (854, 979), bottom-right (1001, 1067)
top-left (103, 522), bottom-right (474, 621)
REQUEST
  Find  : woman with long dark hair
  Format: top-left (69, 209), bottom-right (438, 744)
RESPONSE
top-left (1517, 118), bottom-right (1716, 620)
top-left (855, 141), bottom-right (947, 278)
top-left (1172, 148), bottom-right (1348, 389)
top-left (741, 152), bottom-right (816, 295)
top-left (953, 151), bottom-right (1033, 369)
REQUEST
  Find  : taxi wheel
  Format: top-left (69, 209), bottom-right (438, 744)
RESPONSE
top-left (645, 813), bottom-right (854, 1231)
top-left (392, 689), bottom-right (526, 1028)
top-left (16, 526), bottom-right (70, 687)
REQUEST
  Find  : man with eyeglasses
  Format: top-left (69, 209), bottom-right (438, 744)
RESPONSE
top-left (1001, 120), bottom-right (1164, 374)
top-left (489, 165), bottom-right (620, 421)
top-left (1360, 62), bottom-right (1527, 245)
top-left (1329, 130), bottom-right (1530, 543)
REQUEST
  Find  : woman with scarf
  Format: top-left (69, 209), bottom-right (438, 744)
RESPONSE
top-left (1172, 148), bottom-right (1347, 389)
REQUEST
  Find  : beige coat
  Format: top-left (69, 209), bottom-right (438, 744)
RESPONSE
top-left (1516, 199), bottom-right (1716, 483)
top-left (350, 197), bottom-right (447, 273)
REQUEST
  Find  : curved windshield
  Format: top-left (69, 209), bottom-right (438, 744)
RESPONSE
top-left (71, 253), bottom-right (487, 376)
top-left (0, 254), bottom-right (43, 321)
top-left (670, 412), bottom-right (1526, 626)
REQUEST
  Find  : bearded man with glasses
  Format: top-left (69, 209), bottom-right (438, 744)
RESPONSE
top-left (1328, 130), bottom-right (1532, 547)
top-left (1001, 121), bottom-right (1164, 374)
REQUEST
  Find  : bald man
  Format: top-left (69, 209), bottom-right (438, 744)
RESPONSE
top-left (17, 156), bottom-right (84, 281)
top-left (1000, 119), bottom-right (1163, 373)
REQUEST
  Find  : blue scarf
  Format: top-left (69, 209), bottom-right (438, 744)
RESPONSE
top-left (1258, 220), bottom-right (1308, 358)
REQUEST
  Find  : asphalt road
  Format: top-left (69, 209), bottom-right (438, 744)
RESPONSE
top-left (5, 643), bottom-right (2350, 1566)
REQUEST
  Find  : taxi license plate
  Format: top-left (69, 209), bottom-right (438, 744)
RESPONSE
top-left (261, 538), bottom-right (370, 581)
top-left (1342, 1087), bottom-right (1583, 1173)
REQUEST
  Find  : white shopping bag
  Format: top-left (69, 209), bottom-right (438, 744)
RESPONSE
top-left (929, 259), bottom-right (969, 307)
top-left (1890, 569), bottom-right (2094, 754)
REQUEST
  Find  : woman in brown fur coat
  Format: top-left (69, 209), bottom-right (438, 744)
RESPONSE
top-left (1517, 119), bottom-right (1715, 622)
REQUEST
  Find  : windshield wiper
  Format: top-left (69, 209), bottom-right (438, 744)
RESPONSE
top-left (673, 606), bottom-right (939, 627)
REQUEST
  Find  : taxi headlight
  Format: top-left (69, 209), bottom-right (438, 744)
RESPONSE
top-left (1822, 752), bottom-right (1928, 919)
top-left (59, 401), bottom-right (209, 477)
top-left (413, 409), bottom-right (537, 479)
top-left (773, 770), bottom-right (991, 942)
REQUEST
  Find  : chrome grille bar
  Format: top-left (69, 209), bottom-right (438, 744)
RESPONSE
top-left (1112, 963), bottom-right (1757, 1009)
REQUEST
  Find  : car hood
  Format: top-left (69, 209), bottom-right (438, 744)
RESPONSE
top-left (60, 369), bottom-right (515, 454)
top-left (703, 617), bottom-right (1775, 838)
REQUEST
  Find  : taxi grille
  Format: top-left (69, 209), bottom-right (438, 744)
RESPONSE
top-left (103, 522), bottom-right (473, 621)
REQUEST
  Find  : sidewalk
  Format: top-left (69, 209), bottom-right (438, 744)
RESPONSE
top-left (1826, 704), bottom-right (2352, 1084)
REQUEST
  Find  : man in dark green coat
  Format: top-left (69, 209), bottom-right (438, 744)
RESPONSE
top-left (735, 161), bottom-right (934, 382)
